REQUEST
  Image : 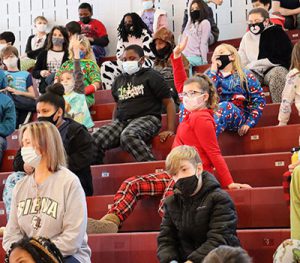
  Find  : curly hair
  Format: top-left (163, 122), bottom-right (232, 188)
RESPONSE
top-left (118, 12), bottom-right (152, 42)
top-left (5, 236), bottom-right (64, 263)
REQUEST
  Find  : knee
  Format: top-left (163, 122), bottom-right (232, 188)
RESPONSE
top-left (120, 130), bottom-right (136, 146)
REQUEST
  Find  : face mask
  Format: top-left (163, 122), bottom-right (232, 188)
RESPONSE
top-left (63, 82), bottom-right (74, 94)
top-left (21, 147), bottom-right (42, 168)
top-left (37, 110), bottom-right (59, 126)
top-left (125, 24), bottom-right (134, 33)
top-left (174, 174), bottom-right (199, 198)
top-left (122, 60), bottom-right (141, 75)
top-left (217, 55), bottom-right (231, 70)
top-left (156, 44), bottom-right (173, 60)
top-left (142, 0), bottom-right (154, 10)
top-left (248, 21), bottom-right (265, 35)
top-left (80, 16), bottom-right (91, 24)
top-left (52, 37), bottom-right (64, 46)
top-left (0, 44), bottom-right (7, 52)
top-left (183, 94), bottom-right (206, 112)
top-left (3, 56), bottom-right (18, 68)
top-left (36, 24), bottom-right (47, 33)
top-left (79, 50), bottom-right (86, 59)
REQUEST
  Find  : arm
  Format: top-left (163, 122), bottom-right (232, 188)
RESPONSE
top-left (3, 186), bottom-right (24, 252)
top-left (51, 178), bottom-right (88, 256)
top-left (84, 61), bottom-right (101, 95)
top-left (32, 52), bottom-right (46, 79)
top-left (25, 36), bottom-right (32, 55)
top-left (91, 35), bottom-right (109, 47)
top-left (157, 204), bottom-right (181, 263)
top-left (206, 69), bottom-right (221, 89)
top-left (238, 36), bottom-right (250, 68)
top-left (244, 72), bottom-right (266, 128)
top-left (199, 22), bottom-right (210, 64)
top-left (73, 59), bottom-right (85, 94)
top-left (272, 1), bottom-right (300, 16)
top-left (142, 30), bottom-right (155, 61)
top-left (0, 98), bottom-right (15, 137)
top-left (187, 191), bottom-right (238, 262)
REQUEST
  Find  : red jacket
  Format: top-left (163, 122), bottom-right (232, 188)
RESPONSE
top-left (173, 109), bottom-right (233, 187)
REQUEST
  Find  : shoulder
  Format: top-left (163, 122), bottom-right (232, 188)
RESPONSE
top-left (14, 175), bottom-right (32, 193)
top-left (55, 167), bottom-right (82, 187)
top-left (63, 118), bottom-right (88, 134)
top-left (287, 68), bottom-right (300, 79)
top-left (190, 109), bottom-right (214, 123)
top-left (155, 9), bottom-right (167, 16)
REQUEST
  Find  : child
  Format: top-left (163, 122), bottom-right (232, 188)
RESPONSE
top-left (78, 2), bottom-right (109, 61)
top-left (55, 35), bottom-right (100, 107)
top-left (278, 41), bottom-right (300, 126)
top-left (1, 46), bottom-right (35, 128)
top-left (183, 0), bottom-right (214, 75)
top-left (157, 145), bottom-right (240, 263)
top-left (57, 36), bottom-right (94, 129)
top-left (5, 236), bottom-right (64, 263)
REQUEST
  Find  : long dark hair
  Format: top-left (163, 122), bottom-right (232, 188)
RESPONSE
top-left (5, 237), bottom-right (64, 263)
top-left (118, 12), bottom-right (152, 42)
top-left (190, 0), bottom-right (209, 23)
top-left (47, 26), bottom-right (69, 52)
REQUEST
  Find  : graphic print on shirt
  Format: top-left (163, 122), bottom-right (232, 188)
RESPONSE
top-left (118, 83), bottom-right (145, 101)
top-left (6, 73), bottom-right (28, 92)
top-left (17, 197), bottom-right (59, 219)
top-left (81, 24), bottom-right (98, 38)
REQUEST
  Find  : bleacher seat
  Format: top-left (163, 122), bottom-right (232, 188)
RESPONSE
top-left (0, 150), bottom-right (17, 173)
top-left (94, 90), bottom-right (114, 104)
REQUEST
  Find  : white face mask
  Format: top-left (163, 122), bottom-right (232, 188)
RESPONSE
top-left (63, 82), bottom-right (75, 94)
top-left (36, 24), bottom-right (47, 33)
top-left (21, 146), bottom-right (42, 168)
top-left (3, 56), bottom-right (18, 68)
top-left (142, 0), bottom-right (154, 10)
top-left (183, 94), bottom-right (206, 112)
top-left (122, 60), bottom-right (141, 75)
top-left (0, 44), bottom-right (7, 52)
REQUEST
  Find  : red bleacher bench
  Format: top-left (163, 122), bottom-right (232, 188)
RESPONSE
top-left (0, 150), bottom-right (17, 173)
top-left (94, 90), bottom-right (114, 104)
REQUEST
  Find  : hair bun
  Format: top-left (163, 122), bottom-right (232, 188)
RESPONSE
top-left (46, 83), bottom-right (65, 96)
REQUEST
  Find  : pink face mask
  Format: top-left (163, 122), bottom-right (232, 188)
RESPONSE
top-left (183, 94), bottom-right (206, 112)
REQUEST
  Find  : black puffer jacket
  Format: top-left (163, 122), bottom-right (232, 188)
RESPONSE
top-left (157, 172), bottom-right (240, 263)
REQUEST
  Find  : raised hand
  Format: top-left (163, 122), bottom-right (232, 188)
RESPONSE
top-left (173, 36), bottom-right (188, 59)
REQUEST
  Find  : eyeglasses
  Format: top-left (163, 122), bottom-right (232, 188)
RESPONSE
top-left (180, 90), bottom-right (204, 98)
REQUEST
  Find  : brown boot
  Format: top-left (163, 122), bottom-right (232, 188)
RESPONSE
top-left (87, 214), bottom-right (120, 234)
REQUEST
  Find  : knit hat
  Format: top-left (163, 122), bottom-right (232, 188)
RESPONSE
top-left (273, 239), bottom-right (300, 263)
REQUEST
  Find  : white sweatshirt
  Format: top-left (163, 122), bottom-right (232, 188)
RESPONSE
top-left (3, 167), bottom-right (91, 263)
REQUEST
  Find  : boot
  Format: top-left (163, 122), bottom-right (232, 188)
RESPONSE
top-left (87, 213), bottom-right (120, 234)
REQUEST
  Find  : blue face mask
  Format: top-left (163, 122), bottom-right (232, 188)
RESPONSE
top-left (142, 0), bottom-right (154, 10)
top-left (79, 50), bottom-right (86, 59)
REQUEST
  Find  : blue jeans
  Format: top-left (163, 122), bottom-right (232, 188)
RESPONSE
top-left (0, 136), bottom-right (7, 165)
top-left (64, 256), bottom-right (80, 263)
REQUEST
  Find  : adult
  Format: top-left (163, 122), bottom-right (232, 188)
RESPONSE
top-left (238, 8), bottom-right (293, 103)
top-left (138, 0), bottom-right (168, 33)
top-left (100, 12), bottom-right (154, 90)
top-left (3, 121), bottom-right (91, 263)
top-left (272, 0), bottom-right (300, 29)
top-left (32, 26), bottom-right (69, 94)
top-left (78, 2), bottom-right (109, 61)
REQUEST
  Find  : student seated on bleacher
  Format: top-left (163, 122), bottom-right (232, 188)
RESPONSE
top-left (32, 26), bottom-right (69, 94)
top-left (251, 0), bottom-right (285, 28)
top-left (87, 73), bottom-right (249, 234)
top-left (239, 8), bottom-right (293, 103)
top-left (0, 91), bottom-right (16, 168)
top-left (182, 0), bottom-right (216, 74)
top-left (203, 245), bottom-right (252, 263)
top-left (2, 122), bottom-right (91, 263)
top-left (56, 36), bottom-right (94, 129)
top-left (93, 44), bottom-right (176, 163)
top-left (5, 236), bottom-right (64, 263)
top-left (0, 32), bottom-right (15, 69)
top-left (24, 16), bottom-right (49, 60)
top-left (55, 35), bottom-right (100, 107)
top-left (78, 2), bottom-right (109, 62)
top-left (278, 41), bottom-right (300, 126)
top-left (1, 46), bottom-right (36, 128)
top-left (138, 0), bottom-right (168, 33)
top-left (2, 84), bottom-right (94, 220)
top-left (157, 146), bottom-right (240, 263)
top-left (272, 0), bottom-right (300, 30)
top-left (66, 21), bottom-right (82, 39)
top-left (100, 12), bottom-right (154, 90)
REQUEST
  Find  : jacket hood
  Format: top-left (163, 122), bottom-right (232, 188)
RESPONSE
top-left (152, 27), bottom-right (175, 46)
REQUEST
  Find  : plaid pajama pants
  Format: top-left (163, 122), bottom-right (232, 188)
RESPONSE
top-left (107, 172), bottom-right (175, 222)
top-left (92, 115), bottom-right (161, 163)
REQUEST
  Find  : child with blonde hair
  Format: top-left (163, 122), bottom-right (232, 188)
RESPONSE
top-left (278, 41), bottom-right (300, 126)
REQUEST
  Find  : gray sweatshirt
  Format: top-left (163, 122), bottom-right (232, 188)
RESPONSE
top-left (2, 167), bottom-right (91, 263)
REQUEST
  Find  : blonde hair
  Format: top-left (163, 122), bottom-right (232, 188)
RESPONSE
top-left (214, 43), bottom-right (248, 91)
top-left (290, 41), bottom-right (300, 71)
top-left (166, 145), bottom-right (202, 176)
top-left (68, 35), bottom-right (96, 61)
top-left (184, 74), bottom-right (219, 111)
top-left (34, 16), bottom-right (48, 24)
top-left (19, 122), bottom-right (67, 173)
top-left (1, 46), bottom-right (19, 59)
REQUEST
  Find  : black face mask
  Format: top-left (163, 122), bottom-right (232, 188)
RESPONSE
top-left (174, 175), bottom-right (199, 198)
top-left (37, 110), bottom-right (59, 126)
top-left (217, 55), bottom-right (231, 70)
top-left (156, 44), bottom-right (173, 60)
top-left (248, 21), bottom-right (265, 35)
top-left (190, 10), bottom-right (205, 22)
top-left (80, 16), bottom-right (91, 24)
top-left (125, 24), bottom-right (134, 33)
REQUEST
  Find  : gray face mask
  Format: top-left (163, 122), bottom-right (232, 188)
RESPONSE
top-left (52, 37), bottom-right (64, 46)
